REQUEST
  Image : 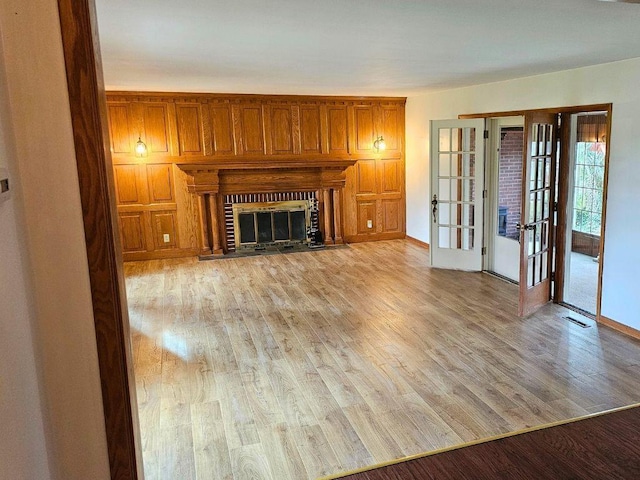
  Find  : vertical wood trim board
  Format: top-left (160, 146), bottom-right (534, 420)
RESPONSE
top-left (56, 0), bottom-right (141, 479)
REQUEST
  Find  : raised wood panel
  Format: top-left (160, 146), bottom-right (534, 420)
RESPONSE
top-left (240, 105), bottom-right (265, 154)
top-left (353, 106), bottom-right (375, 153)
top-left (118, 212), bottom-right (146, 253)
top-left (356, 159), bottom-right (377, 194)
top-left (208, 104), bottom-right (235, 155)
top-left (108, 103), bottom-right (132, 154)
top-left (151, 211), bottom-right (178, 249)
top-left (326, 106), bottom-right (349, 154)
top-left (382, 199), bottom-right (402, 233)
top-left (300, 105), bottom-right (322, 154)
top-left (114, 165), bottom-right (142, 204)
top-left (357, 201), bottom-right (376, 234)
top-left (379, 105), bottom-right (402, 153)
top-left (146, 164), bottom-right (174, 203)
top-left (269, 106), bottom-right (294, 154)
top-left (380, 159), bottom-right (403, 194)
top-left (105, 92), bottom-right (407, 258)
top-left (176, 104), bottom-right (204, 155)
top-left (142, 104), bottom-right (170, 154)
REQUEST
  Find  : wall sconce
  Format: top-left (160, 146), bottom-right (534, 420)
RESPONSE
top-left (373, 136), bottom-right (386, 152)
top-left (135, 136), bottom-right (148, 157)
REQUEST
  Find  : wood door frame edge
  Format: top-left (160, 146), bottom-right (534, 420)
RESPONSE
top-left (57, 1), bottom-right (141, 479)
top-left (458, 104), bottom-right (612, 119)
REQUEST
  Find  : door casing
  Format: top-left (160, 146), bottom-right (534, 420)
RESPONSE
top-left (461, 104), bottom-right (612, 318)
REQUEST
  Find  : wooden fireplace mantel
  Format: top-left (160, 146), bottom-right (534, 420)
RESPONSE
top-left (178, 158), bottom-right (356, 255)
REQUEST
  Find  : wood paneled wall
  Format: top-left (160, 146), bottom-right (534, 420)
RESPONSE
top-left (106, 92), bottom-right (406, 260)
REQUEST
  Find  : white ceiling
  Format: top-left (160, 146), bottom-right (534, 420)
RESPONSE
top-left (95, 0), bottom-right (640, 96)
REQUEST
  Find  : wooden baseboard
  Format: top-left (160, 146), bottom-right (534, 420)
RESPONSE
top-left (123, 248), bottom-right (199, 262)
top-left (598, 315), bottom-right (640, 341)
top-left (406, 235), bottom-right (430, 250)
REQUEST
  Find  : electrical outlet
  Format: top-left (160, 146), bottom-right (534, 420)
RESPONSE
top-left (163, 233), bottom-right (170, 243)
top-left (367, 219), bottom-right (373, 229)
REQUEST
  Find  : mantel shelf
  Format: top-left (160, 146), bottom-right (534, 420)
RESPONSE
top-left (176, 157), bottom-right (357, 172)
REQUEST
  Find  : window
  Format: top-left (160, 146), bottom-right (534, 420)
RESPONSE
top-left (572, 141), bottom-right (604, 235)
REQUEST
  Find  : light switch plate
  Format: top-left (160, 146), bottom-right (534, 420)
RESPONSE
top-left (367, 219), bottom-right (373, 229)
top-left (0, 168), bottom-right (9, 203)
top-left (163, 233), bottom-right (170, 243)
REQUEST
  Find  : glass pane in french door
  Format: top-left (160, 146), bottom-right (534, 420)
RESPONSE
top-left (437, 127), bottom-right (476, 250)
top-left (526, 123), bottom-right (553, 287)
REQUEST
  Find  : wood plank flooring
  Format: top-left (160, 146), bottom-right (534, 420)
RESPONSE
top-left (124, 240), bottom-right (640, 480)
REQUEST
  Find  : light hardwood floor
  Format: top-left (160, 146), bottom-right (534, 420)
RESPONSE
top-left (124, 240), bottom-right (640, 480)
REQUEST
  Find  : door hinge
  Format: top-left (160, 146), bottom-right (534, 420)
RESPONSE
top-left (553, 202), bottom-right (558, 212)
top-left (482, 189), bottom-right (488, 199)
top-left (482, 246), bottom-right (487, 255)
top-left (484, 130), bottom-right (489, 139)
top-left (551, 271), bottom-right (556, 282)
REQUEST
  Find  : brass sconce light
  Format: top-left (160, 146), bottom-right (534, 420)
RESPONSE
top-left (135, 136), bottom-right (148, 157)
top-left (373, 135), bottom-right (386, 152)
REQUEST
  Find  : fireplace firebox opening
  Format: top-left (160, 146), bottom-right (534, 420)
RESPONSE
top-left (233, 200), bottom-right (311, 250)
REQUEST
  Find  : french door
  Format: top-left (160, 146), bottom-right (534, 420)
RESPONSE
top-left (430, 119), bottom-right (485, 270)
top-left (518, 112), bottom-right (558, 316)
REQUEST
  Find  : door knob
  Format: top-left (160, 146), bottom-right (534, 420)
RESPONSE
top-left (516, 222), bottom-right (534, 232)
top-left (431, 195), bottom-right (438, 223)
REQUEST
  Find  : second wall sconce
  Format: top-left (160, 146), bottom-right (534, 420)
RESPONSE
top-left (373, 135), bottom-right (386, 152)
top-left (135, 136), bottom-right (148, 157)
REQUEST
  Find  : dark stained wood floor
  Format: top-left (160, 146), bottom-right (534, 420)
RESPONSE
top-left (333, 405), bottom-right (640, 479)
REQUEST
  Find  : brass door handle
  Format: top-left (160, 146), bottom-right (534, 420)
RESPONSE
top-left (516, 223), bottom-right (535, 232)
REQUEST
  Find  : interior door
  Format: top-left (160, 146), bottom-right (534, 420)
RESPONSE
top-left (430, 119), bottom-right (485, 270)
top-left (518, 112), bottom-right (558, 316)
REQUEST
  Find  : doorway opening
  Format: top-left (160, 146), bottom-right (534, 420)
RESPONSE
top-left (457, 105), bottom-right (611, 318)
top-left (486, 117), bottom-right (524, 283)
top-left (561, 112), bottom-right (607, 316)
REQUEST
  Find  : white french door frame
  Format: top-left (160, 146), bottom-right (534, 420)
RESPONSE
top-left (430, 118), bottom-right (485, 271)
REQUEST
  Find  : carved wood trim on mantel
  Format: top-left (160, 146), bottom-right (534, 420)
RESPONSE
top-left (179, 158), bottom-right (356, 255)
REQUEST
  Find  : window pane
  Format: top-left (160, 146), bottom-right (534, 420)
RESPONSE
top-left (439, 154), bottom-right (450, 177)
top-left (462, 228), bottom-right (474, 250)
top-left (438, 202), bottom-right (450, 225)
top-left (528, 257), bottom-right (534, 287)
top-left (439, 128), bottom-right (450, 152)
top-left (451, 154), bottom-right (462, 176)
top-left (439, 179), bottom-right (451, 201)
top-left (462, 128), bottom-right (476, 152)
top-left (451, 128), bottom-right (460, 151)
top-left (439, 227), bottom-right (450, 248)
top-left (462, 204), bottom-right (474, 227)
top-left (463, 179), bottom-right (474, 202)
top-left (463, 154), bottom-right (475, 177)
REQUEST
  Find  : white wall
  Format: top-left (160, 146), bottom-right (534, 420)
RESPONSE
top-left (406, 57), bottom-right (640, 330)
top-left (0, 31), bottom-right (52, 480)
top-left (0, 0), bottom-right (111, 479)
